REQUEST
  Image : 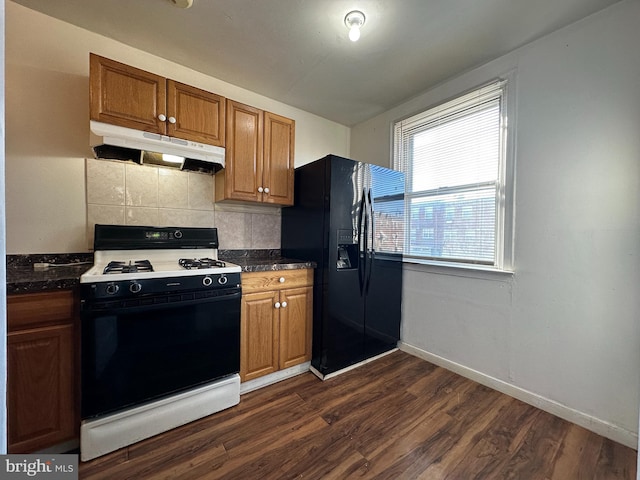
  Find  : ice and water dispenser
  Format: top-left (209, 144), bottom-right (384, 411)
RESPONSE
top-left (336, 229), bottom-right (359, 270)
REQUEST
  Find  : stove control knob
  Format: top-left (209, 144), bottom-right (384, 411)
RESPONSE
top-left (174, 230), bottom-right (183, 239)
top-left (129, 282), bottom-right (142, 294)
top-left (218, 275), bottom-right (228, 285)
top-left (203, 276), bottom-right (213, 287)
top-left (106, 283), bottom-right (119, 295)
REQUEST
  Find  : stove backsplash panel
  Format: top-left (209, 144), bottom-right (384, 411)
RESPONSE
top-left (86, 158), bottom-right (280, 250)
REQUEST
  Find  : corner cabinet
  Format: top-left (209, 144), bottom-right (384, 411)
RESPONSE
top-left (240, 269), bottom-right (312, 382)
top-left (215, 100), bottom-right (295, 206)
top-left (7, 290), bottom-right (79, 453)
top-left (90, 53), bottom-right (225, 146)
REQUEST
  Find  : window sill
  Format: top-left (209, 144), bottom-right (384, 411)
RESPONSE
top-left (402, 257), bottom-right (514, 280)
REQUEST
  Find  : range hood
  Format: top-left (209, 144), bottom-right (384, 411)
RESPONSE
top-left (90, 120), bottom-right (225, 173)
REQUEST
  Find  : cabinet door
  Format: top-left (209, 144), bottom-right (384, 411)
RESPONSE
top-left (218, 100), bottom-right (264, 203)
top-left (7, 325), bottom-right (75, 453)
top-left (240, 291), bottom-right (279, 382)
top-left (279, 286), bottom-right (313, 369)
top-left (263, 111), bottom-right (295, 206)
top-left (167, 80), bottom-right (225, 146)
top-left (90, 53), bottom-right (166, 134)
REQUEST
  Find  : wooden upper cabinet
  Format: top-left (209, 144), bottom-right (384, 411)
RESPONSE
top-left (216, 100), bottom-right (264, 203)
top-left (167, 80), bottom-right (225, 146)
top-left (216, 100), bottom-right (295, 206)
top-left (90, 53), bottom-right (225, 147)
top-left (90, 54), bottom-right (166, 133)
top-left (263, 112), bottom-right (295, 205)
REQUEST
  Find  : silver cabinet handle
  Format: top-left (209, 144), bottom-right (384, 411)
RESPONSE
top-left (158, 114), bottom-right (167, 122)
top-left (279, 277), bottom-right (285, 283)
top-left (281, 301), bottom-right (287, 308)
top-left (258, 187), bottom-right (264, 193)
top-left (274, 302), bottom-right (281, 309)
top-left (264, 187), bottom-right (270, 194)
top-left (168, 116), bottom-right (177, 124)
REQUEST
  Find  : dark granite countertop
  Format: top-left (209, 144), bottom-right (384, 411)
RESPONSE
top-left (220, 249), bottom-right (316, 273)
top-left (231, 257), bottom-right (316, 273)
top-left (6, 251), bottom-right (315, 294)
top-left (6, 253), bottom-right (93, 295)
top-left (6, 265), bottom-right (92, 295)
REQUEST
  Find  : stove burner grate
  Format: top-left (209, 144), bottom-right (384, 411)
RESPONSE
top-left (103, 260), bottom-right (154, 274)
top-left (179, 258), bottom-right (226, 270)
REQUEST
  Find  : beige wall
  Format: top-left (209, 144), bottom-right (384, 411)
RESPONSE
top-left (5, 1), bottom-right (350, 253)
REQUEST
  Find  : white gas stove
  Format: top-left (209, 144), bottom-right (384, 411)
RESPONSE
top-left (82, 249), bottom-right (240, 279)
top-left (80, 224), bottom-right (242, 461)
top-left (80, 226), bottom-right (241, 299)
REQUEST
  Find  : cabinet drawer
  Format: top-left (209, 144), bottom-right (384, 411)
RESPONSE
top-left (8, 290), bottom-right (76, 331)
top-left (242, 269), bottom-right (313, 293)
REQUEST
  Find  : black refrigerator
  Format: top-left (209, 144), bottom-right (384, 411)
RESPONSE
top-left (281, 154), bottom-right (405, 378)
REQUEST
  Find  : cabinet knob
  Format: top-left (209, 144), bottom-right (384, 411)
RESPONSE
top-left (264, 187), bottom-right (270, 194)
top-left (274, 302), bottom-right (281, 309)
top-left (281, 301), bottom-right (287, 308)
top-left (158, 114), bottom-right (167, 122)
top-left (257, 187), bottom-right (264, 193)
top-left (168, 116), bottom-right (177, 124)
top-left (279, 277), bottom-right (285, 283)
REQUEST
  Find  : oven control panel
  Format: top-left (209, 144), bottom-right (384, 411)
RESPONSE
top-left (81, 272), bottom-right (242, 301)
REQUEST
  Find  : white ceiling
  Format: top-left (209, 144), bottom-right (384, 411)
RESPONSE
top-left (12, 0), bottom-right (622, 126)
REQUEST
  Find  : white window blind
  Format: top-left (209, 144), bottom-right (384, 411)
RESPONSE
top-left (394, 80), bottom-right (508, 267)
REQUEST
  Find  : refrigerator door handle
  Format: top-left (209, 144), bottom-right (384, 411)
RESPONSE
top-left (357, 191), bottom-right (367, 292)
top-left (368, 189), bottom-right (375, 255)
top-left (365, 189), bottom-right (374, 294)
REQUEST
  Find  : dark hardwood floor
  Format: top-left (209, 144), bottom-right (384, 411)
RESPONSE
top-left (79, 351), bottom-right (637, 479)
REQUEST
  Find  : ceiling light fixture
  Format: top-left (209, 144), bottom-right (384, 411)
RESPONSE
top-left (344, 10), bottom-right (365, 42)
top-left (169, 0), bottom-right (193, 9)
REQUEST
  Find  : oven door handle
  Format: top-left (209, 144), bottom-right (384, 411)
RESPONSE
top-left (82, 288), bottom-right (242, 316)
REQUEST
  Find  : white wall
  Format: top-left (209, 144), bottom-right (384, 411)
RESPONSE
top-left (4, 1), bottom-right (350, 254)
top-left (351, 0), bottom-right (640, 447)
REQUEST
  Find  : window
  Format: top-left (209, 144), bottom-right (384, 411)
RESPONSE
top-left (393, 80), bottom-right (513, 270)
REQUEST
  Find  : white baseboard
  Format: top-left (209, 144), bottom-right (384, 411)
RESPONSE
top-left (240, 362), bottom-right (311, 394)
top-left (399, 342), bottom-right (638, 449)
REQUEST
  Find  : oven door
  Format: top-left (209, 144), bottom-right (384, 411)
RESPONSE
top-left (81, 288), bottom-right (241, 419)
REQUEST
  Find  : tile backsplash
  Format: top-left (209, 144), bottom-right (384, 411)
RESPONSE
top-left (85, 158), bottom-right (281, 250)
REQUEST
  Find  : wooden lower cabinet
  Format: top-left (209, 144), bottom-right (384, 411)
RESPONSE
top-left (279, 287), bottom-right (313, 369)
top-left (241, 290), bottom-right (280, 380)
top-left (7, 290), bottom-right (78, 453)
top-left (240, 270), bottom-right (313, 382)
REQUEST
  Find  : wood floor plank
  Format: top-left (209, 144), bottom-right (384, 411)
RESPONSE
top-left (593, 438), bottom-right (638, 480)
top-left (416, 393), bottom-right (514, 479)
top-left (491, 411), bottom-right (570, 480)
top-left (359, 383), bottom-right (508, 479)
top-left (349, 373), bottom-right (477, 460)
top-left (79, 351), bottom-right (637, 479)
top-left (546, 422), bottom-right (603, 480)
top-left (439, 397), bottom-right (542, 479)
